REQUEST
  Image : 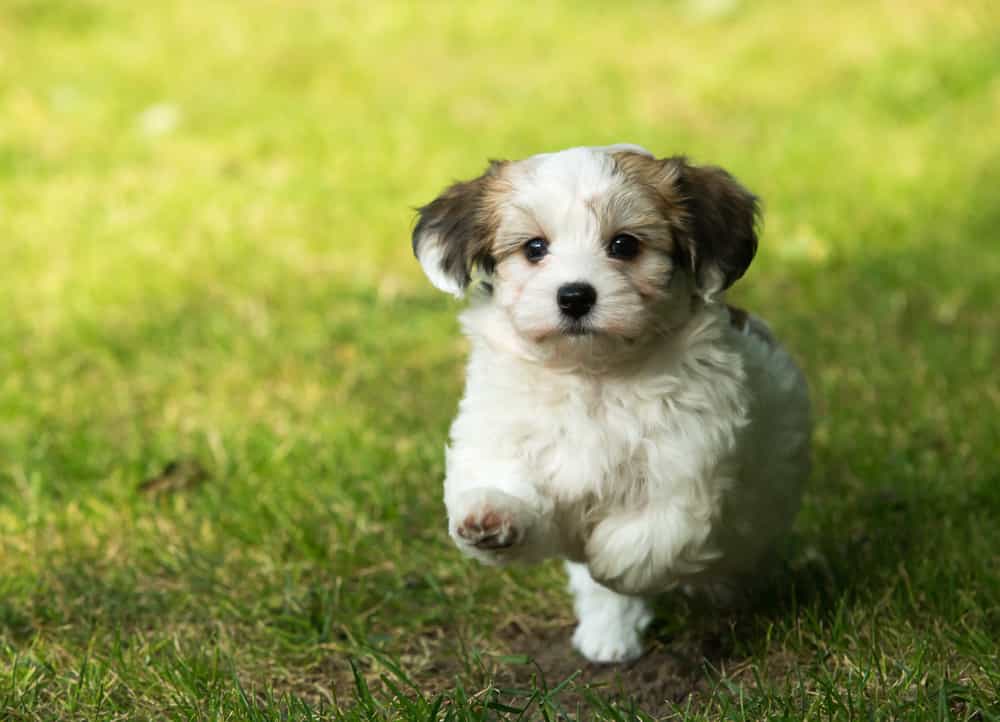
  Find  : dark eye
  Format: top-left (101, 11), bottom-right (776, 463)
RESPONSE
top-left (608, 233), bottom-right (640, 260)
top-left (524, 237), bottom-right (549, 263)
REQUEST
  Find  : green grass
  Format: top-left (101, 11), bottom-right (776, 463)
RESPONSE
top-left (2, 0), bottom-right (999, 718)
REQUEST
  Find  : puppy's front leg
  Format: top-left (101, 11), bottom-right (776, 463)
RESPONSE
top-left (566, 561), bottom-right (652, 663)
top-left (444, 454), bottom-right (557, 566)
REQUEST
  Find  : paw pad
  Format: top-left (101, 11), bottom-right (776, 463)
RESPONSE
top-left (456, 507), bottom-right (519, 549)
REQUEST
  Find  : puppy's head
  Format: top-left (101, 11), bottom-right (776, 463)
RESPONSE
top-left (413, 145), bottom-right (758, 356)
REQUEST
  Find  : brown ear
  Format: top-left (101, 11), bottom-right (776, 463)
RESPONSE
top-left (670, 157), bottom-right (760, 298)
top-left (412, 161), bottom-right (506, 296)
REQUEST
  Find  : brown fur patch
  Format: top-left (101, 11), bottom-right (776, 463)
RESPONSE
top-left (594, 191), bottom-right (680, 259)
top-left (412, 160), bottom-right (509, 290)
top-left (612, 152), bottom-right (760, 293)
top-left (611, 152), bottom-right (689, 256)
top-left (674, 160), bottom-right (760, 291)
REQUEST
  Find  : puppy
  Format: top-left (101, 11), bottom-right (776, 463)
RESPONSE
top-left (411, 145), bottom-right (811, 663)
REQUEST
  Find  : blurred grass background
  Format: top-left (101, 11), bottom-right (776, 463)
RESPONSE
top-left (1, 0), bottom-right (998, 718)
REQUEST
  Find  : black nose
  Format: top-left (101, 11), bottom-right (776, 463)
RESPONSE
top-left (557, 282), bottom-right (597, 319)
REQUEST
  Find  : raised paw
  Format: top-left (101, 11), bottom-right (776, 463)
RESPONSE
top-left (448, 488), bottom-right (546, 564)
top-left (456, 506), bottom-right (522, 550)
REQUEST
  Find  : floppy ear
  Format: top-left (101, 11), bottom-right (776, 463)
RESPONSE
top-left (412, 160), bottom-right (506, 297)
top-left (669, 157), bottom-right (760, 299)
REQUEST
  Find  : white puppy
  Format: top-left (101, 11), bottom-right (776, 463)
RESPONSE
top-left (411, 145), bottom-right (811, 663)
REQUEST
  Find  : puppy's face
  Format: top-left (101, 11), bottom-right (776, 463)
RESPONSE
top-left (413, 145), bottom-right (759, 356)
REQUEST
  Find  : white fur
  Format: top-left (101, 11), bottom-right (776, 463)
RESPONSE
top-left (417, 241), bottom-right (466, 297)
top-left (423, 146), bottom-right (811, 663)
top-left (566, 561), bottom-right (653, 662)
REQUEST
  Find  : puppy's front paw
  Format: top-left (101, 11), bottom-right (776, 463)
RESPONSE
top-left (449, 488), bottom-right (537, 564)
top-left (456, 506), bottom-right (522, 550)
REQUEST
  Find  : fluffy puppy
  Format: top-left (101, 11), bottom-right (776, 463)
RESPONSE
top-left (411, 145), bottom-right (811, 663)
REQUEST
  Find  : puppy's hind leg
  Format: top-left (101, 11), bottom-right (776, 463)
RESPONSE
top-left (565, 561), bottom-right (652, 663)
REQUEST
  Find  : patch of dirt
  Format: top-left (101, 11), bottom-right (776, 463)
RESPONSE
top-left (491, 621), bottom-right (713, 713)
top-left (291, 571), bottom-right (830, 717)
top-left (401, 614), bottom-right (763, 718)
top-left (288, 612), bottom-right (806, 718)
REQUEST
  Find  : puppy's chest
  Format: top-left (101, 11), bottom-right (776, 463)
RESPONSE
top-left (519, 380), bottom-right (670, 503)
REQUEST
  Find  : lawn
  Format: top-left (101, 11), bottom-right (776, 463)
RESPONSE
top-left (1, 0), bottom-right (999, 718)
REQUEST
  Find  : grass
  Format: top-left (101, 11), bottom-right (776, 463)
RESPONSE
top-left (1, 0), bottom-right (999, 718)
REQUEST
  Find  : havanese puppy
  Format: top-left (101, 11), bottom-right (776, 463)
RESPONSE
top-left (411, 144), bottom-right (811, 663)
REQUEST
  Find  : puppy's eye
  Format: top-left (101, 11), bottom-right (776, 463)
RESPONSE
top-left (608, 233), bottom-right (640, 260)
top-left (523, 237), bottom-right (549, 263)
